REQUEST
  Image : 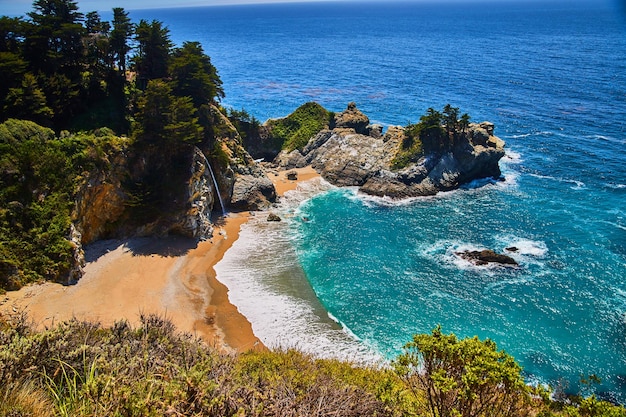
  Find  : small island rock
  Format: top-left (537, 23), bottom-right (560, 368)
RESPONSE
top-left (267, 213), bottom-right (282, 222)
top-left (456, 249), bottom-right (519, 267)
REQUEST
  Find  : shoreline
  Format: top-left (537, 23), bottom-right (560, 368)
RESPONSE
top-left (0, 166), bottom-right (321, 353)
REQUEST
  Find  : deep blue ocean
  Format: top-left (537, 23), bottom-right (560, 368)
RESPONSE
top-left (129, 0), bottom-right (626, 402)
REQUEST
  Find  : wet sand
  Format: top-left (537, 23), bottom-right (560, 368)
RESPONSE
top-left (270, 165), bottom-right (320, 196)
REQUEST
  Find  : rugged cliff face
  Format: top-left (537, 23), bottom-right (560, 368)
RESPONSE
top-left (274, 104), bottom-right (505, 199)
top-left (72, 106), bottom-right (277, 247)
top-left (205, 105), bottom-right (277, 211)
top-left (65, 106), bottom-right (277, 283)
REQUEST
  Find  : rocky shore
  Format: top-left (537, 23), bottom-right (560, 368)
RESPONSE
top-left (273, 103), bottom-right (506, 199)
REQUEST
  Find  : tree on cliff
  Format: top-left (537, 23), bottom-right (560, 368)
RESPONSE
top-left (109, 7), bottom-right (132, 76)
top-left (394, 326), bottom-right (531, 417)
top-left (133, 19), bottom-right (172, 90)
top-left (132, 79), bottom-right (203, 149)
top-left (169, 41), bottom-right (224, 107)
top-left (24, 0), bottom-right (85, 76)
top-left (3, 72), bottom-right (53, 125)
top-left (0, 17), bottom-right (28, 102)
top-left (21, 0), bottom-right (86, 127)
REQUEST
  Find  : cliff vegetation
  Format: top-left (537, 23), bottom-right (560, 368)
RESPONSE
top-left (0, 119), bottom-right (128, 290)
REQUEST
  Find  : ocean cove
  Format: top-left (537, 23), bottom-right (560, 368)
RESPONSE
top-left (162, 0), bottom-right (626, 401)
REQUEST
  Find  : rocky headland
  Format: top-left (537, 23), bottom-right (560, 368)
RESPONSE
top-left (272, 102), bottom-right (506, 199)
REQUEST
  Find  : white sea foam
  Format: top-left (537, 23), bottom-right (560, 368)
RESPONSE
top-left (587, 134), bottom-right (626, 145)
top-left (600, 220), bottom-right (626, 232)
top-left (355, 189), bottom-right (432, 208)
top-left (507, 131), bottom-right (554, 139)
top-left (214, 179), bottom-right (382, 364)
top-left (504, 149), bottom-right (523, 163)
top-left (495, 235), bottom-right (549, 268)
top-left (529, 173), bottom-right (586, 190)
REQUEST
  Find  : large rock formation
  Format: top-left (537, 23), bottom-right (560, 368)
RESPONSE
top-left (206, 105), bottom-right (277, 210)
top-left (72, 105), bottom-right (277, 249)
top-left (274, 104), bottom-right (505, 198)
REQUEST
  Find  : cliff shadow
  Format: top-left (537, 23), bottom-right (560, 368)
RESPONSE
top-left (83, 236), bottom-right (198, 263)
top-left (125, 236), bottom-right (198, 257)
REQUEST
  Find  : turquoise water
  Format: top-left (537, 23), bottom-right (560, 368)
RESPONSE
top-left (130, 0), bottom-right (626, 401)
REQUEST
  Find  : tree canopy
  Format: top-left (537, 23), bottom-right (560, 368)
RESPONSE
top-left (0, 0), bottom-right (224, 135)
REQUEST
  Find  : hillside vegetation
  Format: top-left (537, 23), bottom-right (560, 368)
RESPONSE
top-left (0, 0), bottom-right (233, 290)
top-left (0, 119), bottom-right (128, 290)
top-left (265, 102), bottom-right (332, 152)
top-left (1, 315), bottom-right (623, 417)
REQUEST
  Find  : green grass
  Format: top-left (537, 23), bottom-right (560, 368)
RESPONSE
top-left (266, 102), bottom-right (330, 152)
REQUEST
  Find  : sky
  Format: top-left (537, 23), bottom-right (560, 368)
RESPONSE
top-left (0, 0), bottom-right (616, 17)
top-left (3, 0), bottom-right (348, 16)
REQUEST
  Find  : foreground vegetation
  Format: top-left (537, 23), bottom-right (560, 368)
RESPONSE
top-left (0, 314), bottom-right (623, 417)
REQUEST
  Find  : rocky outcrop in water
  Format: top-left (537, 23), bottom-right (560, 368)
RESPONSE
top-left (274, 103), bottom-right (505, 198)
top-left (456, 250), bottom-right (519, 267)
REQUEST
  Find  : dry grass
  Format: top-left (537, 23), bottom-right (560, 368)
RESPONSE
top-left (1, 312), bottom-right (623, 417)
top-left (0, 380), bottom-right (54, 417)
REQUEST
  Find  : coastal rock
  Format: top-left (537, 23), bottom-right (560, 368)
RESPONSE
top-left (72, 153), bottom-right (129, 245)
top-left (286, 170), bottom-right (298, 180)
top-left (207, 104), bottom-right (278, 210)
top-left (65, 223), bottom-right (85, 285)
top-left (367, 124), bottom-right (383, 139)
top-left (333, 102), bottom-right (370, 134)
top-left (267, 213), bottom-right (282, 222)
top-left (273, 150), bottom-right (308, 169)
top-left (169, 147), bottom-right (216, 240)
top-left (275, 103), bottom-right (506, 199)
top-left (456, 250), bottom-right (519, 267)
top-left (230, 173), bottom-right (277, 210)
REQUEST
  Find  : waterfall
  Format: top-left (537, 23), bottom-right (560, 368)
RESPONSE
top-left (204, 154), bottom-right (226, 216)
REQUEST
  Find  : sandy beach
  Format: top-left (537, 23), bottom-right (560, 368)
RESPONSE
top-left (270, 165), bottom-right (320, 196)
top-left (0, 166), bottom-right (320, 352)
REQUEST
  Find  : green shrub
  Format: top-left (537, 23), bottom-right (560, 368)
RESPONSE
top-left (266, 102), bottom-right (330, 152)
top-left (394, 326), bottom-right (531, 417)
top-left (1, 316), bottom-right (624, 417)
top-left (0, 119), bottom-right (128, 289)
